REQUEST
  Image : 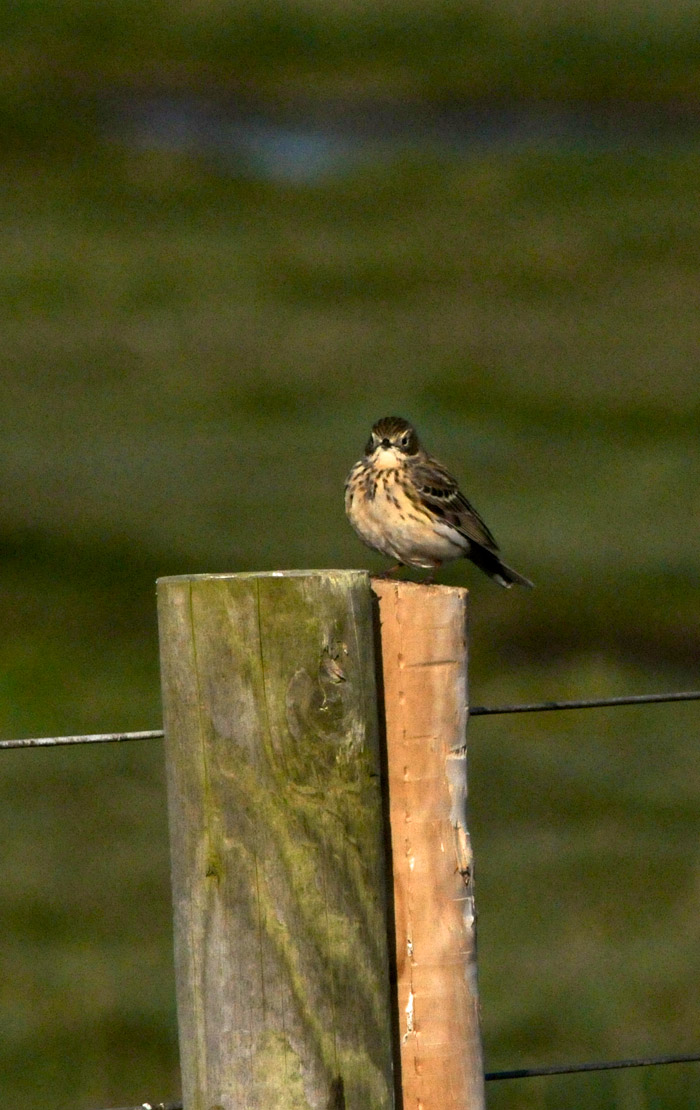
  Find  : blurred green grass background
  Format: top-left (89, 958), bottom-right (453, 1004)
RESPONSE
top-left (2, 2), bottom-right (700, 1107)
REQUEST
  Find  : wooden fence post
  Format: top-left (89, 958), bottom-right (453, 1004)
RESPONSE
top-left (157, 570), bottom-right (395, 1110)
top-left (372, 579), bottom-right (485, 1110)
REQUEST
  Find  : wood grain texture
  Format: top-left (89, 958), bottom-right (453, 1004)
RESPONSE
top-left (157, 570), bottom-right (394, 1110)
top-left (372, 579), bottom-right (485, 1110)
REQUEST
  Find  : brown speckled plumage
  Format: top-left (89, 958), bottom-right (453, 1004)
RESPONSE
top-left (345, 416), bottom-right (533, 588)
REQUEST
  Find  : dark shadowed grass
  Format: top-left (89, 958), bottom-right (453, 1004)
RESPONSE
top-left (1, 140), bottom-right (700, 1107)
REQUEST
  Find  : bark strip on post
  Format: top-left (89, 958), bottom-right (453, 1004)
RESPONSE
top-left (372, 579), bottom-right (485, 1110)
top-left (157, 570), bottom-right (394, 1110)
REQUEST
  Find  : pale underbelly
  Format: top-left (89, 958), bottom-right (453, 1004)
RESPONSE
top-left (349, 486), bottom-right (467, 567)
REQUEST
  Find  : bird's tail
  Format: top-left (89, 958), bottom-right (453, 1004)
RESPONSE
top-left (469, 544), bottom-right (534, 589)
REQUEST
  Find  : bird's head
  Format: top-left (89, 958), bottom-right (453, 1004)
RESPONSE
top-left (365, 417), bottom-right (421, 465)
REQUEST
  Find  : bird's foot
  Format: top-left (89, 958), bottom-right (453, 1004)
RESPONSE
top-left (422, 561), bottom-right (442, 585)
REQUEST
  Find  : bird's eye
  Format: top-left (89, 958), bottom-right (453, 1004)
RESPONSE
top-left (400, 434), bottom-right (410, 447)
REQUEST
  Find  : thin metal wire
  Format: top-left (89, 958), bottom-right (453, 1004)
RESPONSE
top-left (485, 1050), bottom-right (700, 1081)
top-left (3, 690), bottom-right (700, 750)
top-left (0, 730), bottom-right (164, 751)
top-left (470, 690), bottom-right (700, 716)
top-left (97, 1051), bottom-right (700, 1107)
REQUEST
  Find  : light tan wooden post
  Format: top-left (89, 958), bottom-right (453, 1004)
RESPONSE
top-left (372, 579), bottom-right (485, 1110)
top-left (157, 570), bottom-right (394, 1110)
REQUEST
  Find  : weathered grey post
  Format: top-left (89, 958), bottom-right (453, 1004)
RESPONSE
top-left (157, 570), bottom-right (394, 1110)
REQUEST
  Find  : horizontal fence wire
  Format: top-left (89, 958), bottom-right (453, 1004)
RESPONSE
top-left (99, 1052), bottom-right (700, 1108)
top-left (469, 690), bottom-right (700, 716)
top-left (485, 1051), bottom-right (700, 1081)
top-left (0, 730), bottom-right (164, 751)
top-left (2, 691), bottom-right (700, 751)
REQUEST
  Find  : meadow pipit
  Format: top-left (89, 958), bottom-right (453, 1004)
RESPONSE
top-left (345, 415), bottom-right (533, 587)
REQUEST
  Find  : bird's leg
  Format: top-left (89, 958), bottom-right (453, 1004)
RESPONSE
top-left (374, 563), bottom-right (403, 579)
top-left (422, 561), bottom-right (442, 585)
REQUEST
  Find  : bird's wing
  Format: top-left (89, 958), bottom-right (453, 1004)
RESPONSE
top-left (410, 457), bottom-right (500, 551)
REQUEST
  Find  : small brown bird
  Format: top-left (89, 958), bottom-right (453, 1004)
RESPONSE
top-left (345, 416), bottom-right (533, 588)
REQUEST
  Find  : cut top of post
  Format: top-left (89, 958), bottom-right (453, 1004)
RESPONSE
top-left (156, 568), bottom-right (369, 584)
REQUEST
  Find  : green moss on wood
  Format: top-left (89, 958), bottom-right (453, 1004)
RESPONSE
top-left (251, 1030), bottom-right (311, 1110)
top-left (158, 570), bottom-right (394, 1110)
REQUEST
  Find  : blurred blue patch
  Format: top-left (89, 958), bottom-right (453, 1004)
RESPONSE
top-left (113, 94), bottom-right (700, 183)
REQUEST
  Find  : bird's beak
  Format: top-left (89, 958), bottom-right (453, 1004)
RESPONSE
top-left (381, 438), bottom-right (391, 448)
